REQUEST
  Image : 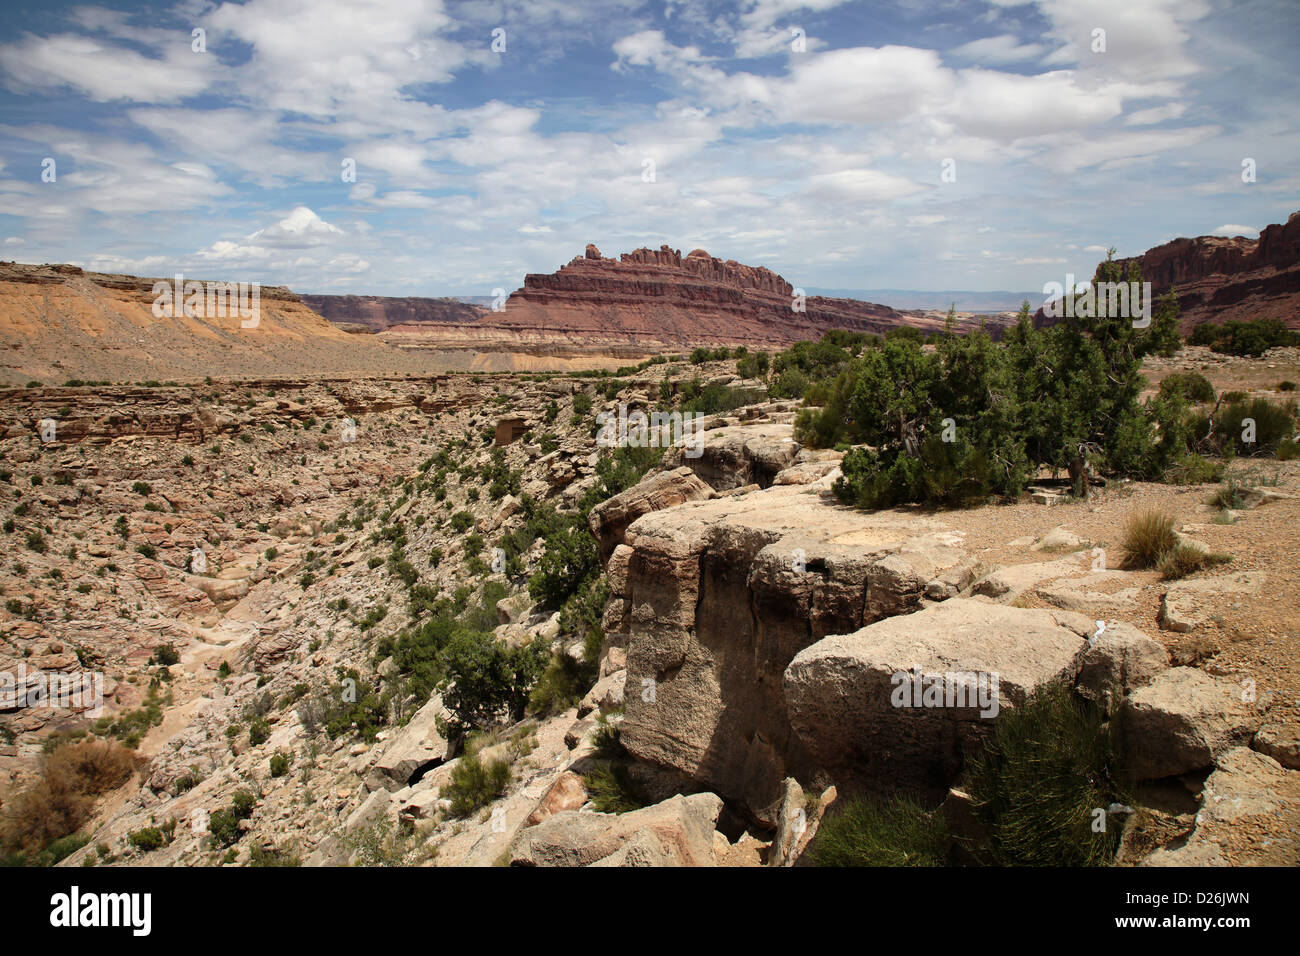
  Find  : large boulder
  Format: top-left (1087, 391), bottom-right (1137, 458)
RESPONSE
top-left (1140, 748), bottom-right (1300, 866)
top-left (365, 695), bottom-right (452, 792)
top-left (784, 599), bottom-right (1093, 795)
top-left (614, 485), bottom-right (966, 824)
top-left (1120, 667), bottom-right (1263, 779)
top-left (1074, 622), bottom-right (1170, 702)
top-left (587, 466), bottom-right (714, 563)
top-left (661, 423), bottom-right (801, 491)
top-left (508, 793), bottom-right (724, 867)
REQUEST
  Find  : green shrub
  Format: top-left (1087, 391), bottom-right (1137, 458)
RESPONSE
top-left (581, 763), bottom-right (645, 814)
top-left (269, 752), bottom-right (289, 777)
top-left (248, 718), bottom-right (270, 746)
top-left (1158, 371), bottom-right (1215, 404)
top-left (231, 790), bottom-right (256, 819)
top-left (805, 795), bottom-right (949, 867)
top-left (439, 631), bottom-right (547, 733)
top-left (128, 826), bottom-right (166, 852)
top-left (1164, 453), bottom-right (1225, 485)
top-left (527, 649), bottom-right (591, 716)
top-left (1190, 318), bottom-right (1300, 356)
top-left (1192, 397), bottom-right (1295, 456)
top-left (249, 844), bottom-right (301, 867)
top-left (208, 809), bottom-right (240, 847)
top-left (154, 643), bottom-right (180, 666)
top-left (444, 753), bottom-right (511, 818)
top-left (965, 682), bottom-right (1124, 866)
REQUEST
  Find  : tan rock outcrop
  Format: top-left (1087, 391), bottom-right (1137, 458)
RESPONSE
top-left (1121, 667), bottom-right (1263, 779)
top-left (508, 792), bottom-right (724, 867)
top-left (609, 483), bottom-right (966, 823)
top-left (783, 599), bottom-right (1093, 796)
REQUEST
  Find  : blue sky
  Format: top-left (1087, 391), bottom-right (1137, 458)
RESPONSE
top-left (0, 0), bottom-right (1297, 296)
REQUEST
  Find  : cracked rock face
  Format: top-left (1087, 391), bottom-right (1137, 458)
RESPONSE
top-left (1120, 667), bottom-right (1264, 779)
top-left (605, 479), bottom-right (966, 824)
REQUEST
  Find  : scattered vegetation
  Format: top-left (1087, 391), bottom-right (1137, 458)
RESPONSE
top-left (806, 794), bottom-right (949, 867)
top-left (965, 682), bottom-right (1126, 866)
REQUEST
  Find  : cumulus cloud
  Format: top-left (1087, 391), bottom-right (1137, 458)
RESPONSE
top-left (1211, 223), bottom-right (1259, 237)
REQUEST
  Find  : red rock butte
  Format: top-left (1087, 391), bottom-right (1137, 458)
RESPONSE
top-left (377, 243), bottom-right (979, 360)
top-left (1110, 211), bottom-right (1300, 332)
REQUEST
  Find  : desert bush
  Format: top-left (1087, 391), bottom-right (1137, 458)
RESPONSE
top-left (249, 844), bottom-right (301, 866)
top-left (444, 752), bottom-right (511, 818)
top-left (581, 763), bottom-right (645, 814)
top-left (965, 682), bottom-right (1124, 866)
top-left (0, 740), bottom-right (133, 857)
top-left (1157, 543), bottom-right (1232, 580)
top-left (1120, 510), bottom-right (1178, 569)
top-left (1190, 397), bottom-right (1295, 457)
top-left (1190, 318), bottom-right (1299, 356)
top-left (736, 351), bottom-right (770, 379)
top-left (1158, 371), bottom-right (1215, 404)
top-left (231, 790), bottom-right (256, 819)
top-left (439, 631), bottom-right (547, 734)
top-left (269, 752), bottom-right (290, 777)
top-left (805, 794), bottom-right (949, 867)
top-left (246, 717), bottom-right (270, 746)
top-left (128, 826), bottom-right (167, 852)
top-left (154, 643), bottom-right (180, 666)
top-left (527, 648), bottom-right (591, 717)
top-left (1164, 453), bottom-right (1225, 485)
top-left (208, 809), bottom-right (240, 847)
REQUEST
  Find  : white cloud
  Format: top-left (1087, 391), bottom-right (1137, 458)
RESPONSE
top-left (248, 207), bottom-right (344, 244)
top-left (1211, 223), bottom-right (1258, 237)
top-left (0, 33), bottom-right (217, 103)
top-left (949, 34), bottom-right (1047, 64)
top-left (1125, 103), bottom-right (1187, 125)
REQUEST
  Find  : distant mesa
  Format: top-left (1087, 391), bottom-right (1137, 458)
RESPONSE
top-left (340, 243), bottom-right (995, 361)
top-left (1036, 209), bottom-right (1300, 332)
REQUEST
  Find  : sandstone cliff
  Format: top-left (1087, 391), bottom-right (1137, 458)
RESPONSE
top-left (370, 244), bottom-right (1003, 359)
top-left (0, 262), bottom-right (434, 385)
top-left (1036, 210), bottom-right (1300, 332)
top-left (1113, 211), bottom-right (1300, 332)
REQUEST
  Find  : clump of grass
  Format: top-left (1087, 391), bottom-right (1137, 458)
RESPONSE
top-left (1157, 543), bottom-right (1232, 580)
top-left (965, 682), bottom-right (1124, 866)
top-left (1120, 511), bottom-right (1177, 569)
top-left (444, 752), bottom-right (511, 818)
top-left (805, 795), bottom-right (949, 867)
top-left (581, 763), bottom-right (645, 814)
top-left (590, 715), bottom-right (624, 759)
